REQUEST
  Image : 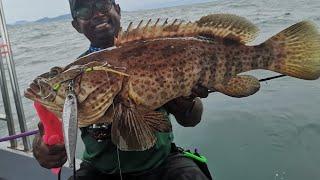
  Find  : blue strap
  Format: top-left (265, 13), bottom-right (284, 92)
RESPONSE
top-left (88, 46), bottom-right (104, 53)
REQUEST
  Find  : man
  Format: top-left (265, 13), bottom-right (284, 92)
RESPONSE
top-left (32, 0), bottom-right (212, 179)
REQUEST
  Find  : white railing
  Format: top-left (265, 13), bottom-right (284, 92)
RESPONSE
top-left (0, 0), bottom-right (31, 151)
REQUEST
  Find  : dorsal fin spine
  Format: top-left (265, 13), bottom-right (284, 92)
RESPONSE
top-left (144, 19), bottom-right (152, 29)
top-left (153, 18), bottom-right (160, 27)
top-left (126, 22), bottom-right (134, 41)
top-left (162, 18), bottom-right (168, 26)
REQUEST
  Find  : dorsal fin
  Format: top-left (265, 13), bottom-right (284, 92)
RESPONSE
top-left (115, 18), bottom-right (199, 46)
top-left (115, 13), bottom-right (259, 46)
top-left (196, 14), bottom-right (259, 44)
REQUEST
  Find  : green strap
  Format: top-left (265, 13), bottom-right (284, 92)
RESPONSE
top-left (183, 151), bottom-right (207, 163)
top-left (53, 83), bottom-right (61, 91)
top-left (85, 67), bottom-right (94, 72)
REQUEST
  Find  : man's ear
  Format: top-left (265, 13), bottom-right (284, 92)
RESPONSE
top-left (114, 4), bottom-right (121, 16)
top-left (72, 19), bottom-right (82, 33)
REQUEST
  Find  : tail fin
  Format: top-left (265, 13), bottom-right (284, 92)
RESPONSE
top-left (264, 21), bottom-right (320, 80)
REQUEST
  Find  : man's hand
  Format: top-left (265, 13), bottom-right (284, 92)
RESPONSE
top-left (165, 85), bottom-right (210, 127)
top-left (190, 85), bottom-right (210, 99)
top-left (33, 122), bottom-right (67, 169)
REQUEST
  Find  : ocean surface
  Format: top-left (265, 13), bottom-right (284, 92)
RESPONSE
top-left (1, 0), bottom-right (320, 179)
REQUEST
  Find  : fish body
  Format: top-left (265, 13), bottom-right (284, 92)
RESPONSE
top-left (25, 14), bottom-right (320, 151)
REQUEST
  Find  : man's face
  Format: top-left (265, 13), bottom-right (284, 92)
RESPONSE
top-left (72, 0), bottom-right (121, 48)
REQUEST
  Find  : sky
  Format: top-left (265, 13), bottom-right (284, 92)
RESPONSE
top-left (2, 0), bottom-right (212, 24)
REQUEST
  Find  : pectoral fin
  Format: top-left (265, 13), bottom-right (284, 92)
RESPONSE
top-left (111, 104), bottom-right (172, 151)
top-left (214, 75), bottom-right (260, 98)
top-left (143, 111), bottom-right (172, 132)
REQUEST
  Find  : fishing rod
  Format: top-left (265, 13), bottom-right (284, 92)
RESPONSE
top-left (0, 130), bottom-right (39, 143)
top-left (259, 74), bottom-right (286, 82)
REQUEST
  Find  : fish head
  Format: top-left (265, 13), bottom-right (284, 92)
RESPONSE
top-left (24, 61), bottom-right (125, 125)
top-left (24, 66), bottom-right (71, 113)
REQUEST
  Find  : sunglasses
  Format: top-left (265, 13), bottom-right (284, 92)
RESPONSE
top-left (74, 0), bottom-right (115, 20)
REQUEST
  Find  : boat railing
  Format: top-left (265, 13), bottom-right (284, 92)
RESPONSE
top-left (0, 0), bottom-right (31, 151)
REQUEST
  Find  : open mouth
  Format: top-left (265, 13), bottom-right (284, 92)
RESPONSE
top-left (24, 86), bottom-right (40, 100)
top-left (24, 79), bottom-right (54, 101)
top-left (24, 78), bottom-right (44, 99)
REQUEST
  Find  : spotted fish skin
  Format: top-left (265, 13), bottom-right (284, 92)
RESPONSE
top-left (114, 38), bottom-right (254, 109)
top-left (25, 14), bottom-right (320, 151)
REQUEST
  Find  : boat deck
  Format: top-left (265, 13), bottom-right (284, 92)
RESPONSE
top-left (0, 148), bottom-right (72, 180)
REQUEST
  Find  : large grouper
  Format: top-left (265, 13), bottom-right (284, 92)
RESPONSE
top-left (25, 14), bottom-right (320, 151)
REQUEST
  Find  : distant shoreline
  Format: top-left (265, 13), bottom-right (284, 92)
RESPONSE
top-left (10, 14), bottom-right (72, 26)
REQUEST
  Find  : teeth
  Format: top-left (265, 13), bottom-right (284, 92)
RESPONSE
top-left (96, 23), bottom-right (108, 29)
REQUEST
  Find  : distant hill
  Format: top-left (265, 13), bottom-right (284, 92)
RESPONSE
top-left (14, 20), bottom-right (29, 25)
top-left (35, 14), bottom-right (72, 23)
top-left (12, 14), bottom-right (72, 25)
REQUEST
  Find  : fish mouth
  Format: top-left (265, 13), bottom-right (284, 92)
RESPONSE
top-left (24, 86), bottom-right (41, 101)
top-left (24, 78), bottom-right (55, 102)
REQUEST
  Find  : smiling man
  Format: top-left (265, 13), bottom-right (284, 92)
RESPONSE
top-left (32, 0), bottom-right (212, 179)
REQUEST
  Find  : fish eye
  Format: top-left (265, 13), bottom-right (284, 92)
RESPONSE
top-left (49, 66), bottom-right (63, 77)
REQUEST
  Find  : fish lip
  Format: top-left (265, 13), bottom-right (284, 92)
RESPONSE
top-left (26, 78), bottom-right (54, 101)
top-left (24, 87), bottom-right (40, 100)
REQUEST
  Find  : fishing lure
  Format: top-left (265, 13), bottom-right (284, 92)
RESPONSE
top-left (62, 81), bottom-right (78, 169)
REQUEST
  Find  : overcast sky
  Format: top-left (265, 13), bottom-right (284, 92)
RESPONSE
top-left (3, 0), bottom-right (211, 24)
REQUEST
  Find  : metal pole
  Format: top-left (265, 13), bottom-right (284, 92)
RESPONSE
top-left (0, 0), bottom-right (31, 151)
top-left (0, 52), bottom-right (17, 148)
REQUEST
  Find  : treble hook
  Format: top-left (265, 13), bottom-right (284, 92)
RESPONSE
top-left (68, 80), bottom-right (75, 93)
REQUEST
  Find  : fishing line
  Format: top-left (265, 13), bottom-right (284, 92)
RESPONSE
top-left (111, 102), bottom-right (123, 180)
top-left (117, 147), bottom-right (123, 180)
top-left (51, 65), bottom-right (128, 93)
top-left (58, 169), bottom-right (61, 180)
